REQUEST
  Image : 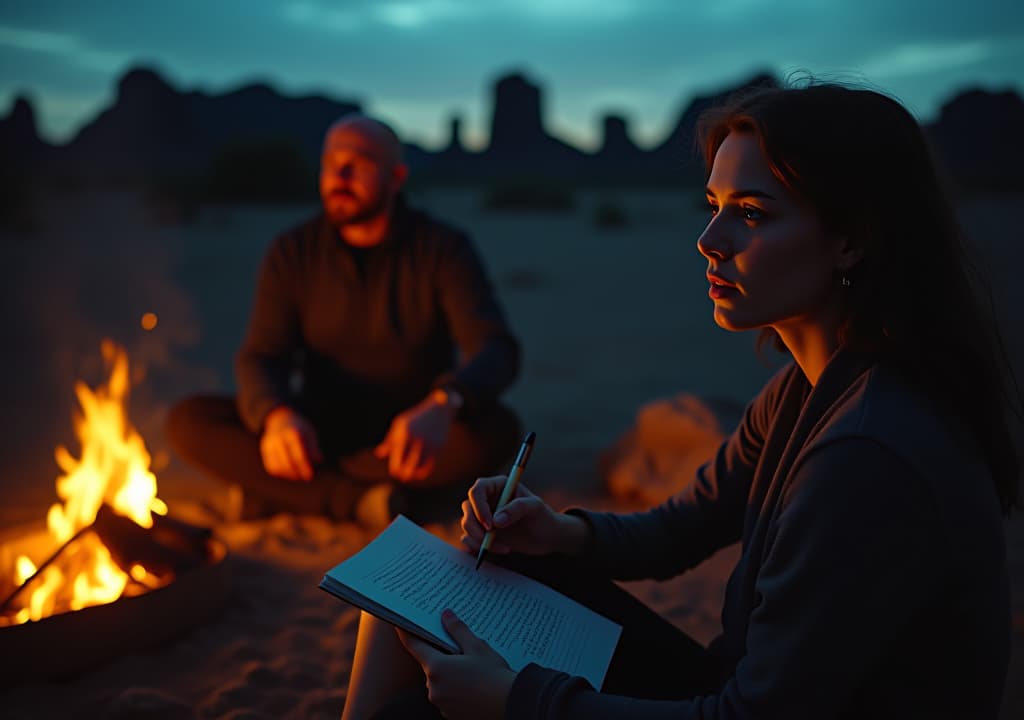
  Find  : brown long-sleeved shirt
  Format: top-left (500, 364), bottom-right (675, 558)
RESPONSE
top-left (235, 197), bottom-right (520, 434)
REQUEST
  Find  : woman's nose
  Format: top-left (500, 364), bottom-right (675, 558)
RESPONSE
top-left (697, 219), bottom-right (731, 261)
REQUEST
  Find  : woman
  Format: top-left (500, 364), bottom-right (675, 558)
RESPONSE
top-left (341, 83), bottom-right (1020, 719)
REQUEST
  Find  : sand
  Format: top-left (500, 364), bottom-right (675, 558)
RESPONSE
top-left (0, 187), bottom-right (1021, 718)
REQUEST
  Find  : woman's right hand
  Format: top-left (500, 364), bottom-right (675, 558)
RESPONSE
top-left (460, 475), bottom-right (588, 557)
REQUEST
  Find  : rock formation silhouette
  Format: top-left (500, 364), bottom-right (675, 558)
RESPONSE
top-left (1, 65), bottom-right (1020, 202)
top-left (927, 88), bottom-right (1024, 192)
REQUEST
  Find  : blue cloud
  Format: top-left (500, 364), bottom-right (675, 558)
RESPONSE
top-left (0, 0), bottom-right (1020, 147)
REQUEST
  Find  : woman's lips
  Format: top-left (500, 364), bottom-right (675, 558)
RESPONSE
top-left (707, 274), bottom-right (739, 299)
top-left (709, 283), bottom-right (739, 299)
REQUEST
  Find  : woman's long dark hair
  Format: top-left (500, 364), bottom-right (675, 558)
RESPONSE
top-left (697, 82), bottom-right (1022, 513)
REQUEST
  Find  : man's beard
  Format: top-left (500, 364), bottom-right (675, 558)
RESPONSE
top-left (323, 189), bottom-right (390, 227)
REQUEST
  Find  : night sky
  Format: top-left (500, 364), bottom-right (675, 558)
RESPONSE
top-left (1, 0), bottom-right (1020, 150)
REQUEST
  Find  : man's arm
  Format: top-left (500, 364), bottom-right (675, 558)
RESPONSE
top-left (431, 232), bottom-right (520, 414)
top-left (372, 225), bottom-right (517, 482)
top-left (235, 235), bottom-right (304, 433)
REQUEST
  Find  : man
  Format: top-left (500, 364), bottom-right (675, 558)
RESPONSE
top-left (166, 114), bottom-right (521, 526)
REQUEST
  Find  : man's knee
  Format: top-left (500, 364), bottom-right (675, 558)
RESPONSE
top-left (164, 394), bottom-right (235, 456)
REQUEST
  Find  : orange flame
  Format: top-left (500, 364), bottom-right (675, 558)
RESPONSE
top-left (2, 340), bottom-right (168, 625)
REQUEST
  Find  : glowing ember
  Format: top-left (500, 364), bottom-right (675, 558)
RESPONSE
top-left (1, 340), bottom-right (169, 626)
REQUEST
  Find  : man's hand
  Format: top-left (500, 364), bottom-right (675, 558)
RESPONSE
top-left (260, 406), bottom-right (323, 481)
top-left (374, 388), bottom-right (460, 482)
top-left (398, 609), bottom-right (516, 720)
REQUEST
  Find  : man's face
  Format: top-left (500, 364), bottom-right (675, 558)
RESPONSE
top-left (319, 126), bottom-right (396, 226)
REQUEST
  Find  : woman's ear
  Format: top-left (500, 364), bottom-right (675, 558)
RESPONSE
top-left (834, 235), bottom-right (864, 273)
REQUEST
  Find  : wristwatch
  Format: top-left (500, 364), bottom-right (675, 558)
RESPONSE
top-left (432, 385), bottom-right (465, 411)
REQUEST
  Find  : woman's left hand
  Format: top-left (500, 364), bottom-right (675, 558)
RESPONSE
top-left (397, 609), bottom-right (517, 720)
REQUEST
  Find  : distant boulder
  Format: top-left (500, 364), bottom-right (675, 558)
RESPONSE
top-left (926, 88), bottom-right (1024, 191)
top-left (588, 114), bottom-right (652, 182)
top-left (65, 67), bottom-right (201, 183)
top-left (481, 71), bottom-right (586, 182)
top-left (189, 80), bottom-right (362, 167)
top-left (599, 393), bottom-right (742, 506)
top-left (0, 96), bottom-right (50, 228)
top-left (489, 73), bottom-right (547, 153)
top-left (56, 65), bottom-right (361, 194)
top-left (407, 113), bottom-right (485, 184)
top-left (649, 71), bottom-right (778, 184)
top-left (0, 95), bottom-right (48, 169)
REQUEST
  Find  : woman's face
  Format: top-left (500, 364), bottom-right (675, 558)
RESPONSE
top-left (697, 131), bottom-right (845, 335)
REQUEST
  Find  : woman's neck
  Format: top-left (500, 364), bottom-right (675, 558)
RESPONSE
top-left (775, 313), bottom-right (842, 386)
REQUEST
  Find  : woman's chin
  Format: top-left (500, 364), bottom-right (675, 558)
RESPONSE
top-left (712, 308), bottom-right (751, 332)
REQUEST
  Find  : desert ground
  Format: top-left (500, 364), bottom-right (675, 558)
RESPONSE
top-left (0, 186), bottom-right (1021, 718)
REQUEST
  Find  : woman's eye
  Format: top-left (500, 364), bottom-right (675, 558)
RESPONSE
top-left (706, 201), bottom-right (719, 216)
top-left (742, 206), bottom-right (764, 221)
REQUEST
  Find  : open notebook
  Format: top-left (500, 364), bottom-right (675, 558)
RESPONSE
top-left (320, 514), bottom-right (622, 691)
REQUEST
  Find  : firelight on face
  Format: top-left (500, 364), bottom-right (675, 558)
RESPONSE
top-left (697, 132), bottom-right (845, 336)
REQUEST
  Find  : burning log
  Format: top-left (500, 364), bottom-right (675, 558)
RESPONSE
top-left (1, 505), bottom-right (214, 619)
top-left (0, 529), bottom-right (228, 687)
top-left (94, 504), bottom-right (211, 579)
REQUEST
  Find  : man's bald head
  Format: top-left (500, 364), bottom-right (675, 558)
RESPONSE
top-left (322, 114), bottom-right (404, 171)
top-left (319, 114), bottom-right (409, 235)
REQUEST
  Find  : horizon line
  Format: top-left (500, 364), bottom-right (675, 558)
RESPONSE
top-left (3, 61), bottom-right (1020, 153)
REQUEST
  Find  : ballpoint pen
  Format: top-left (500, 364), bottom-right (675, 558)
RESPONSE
top-left (475, 431), bottom-right (535, 570)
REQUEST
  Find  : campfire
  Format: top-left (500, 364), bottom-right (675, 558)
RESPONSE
top-left (0, 340), bottom-right (176, 624)
top-left (0, 340), bottom-right (228, 684)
